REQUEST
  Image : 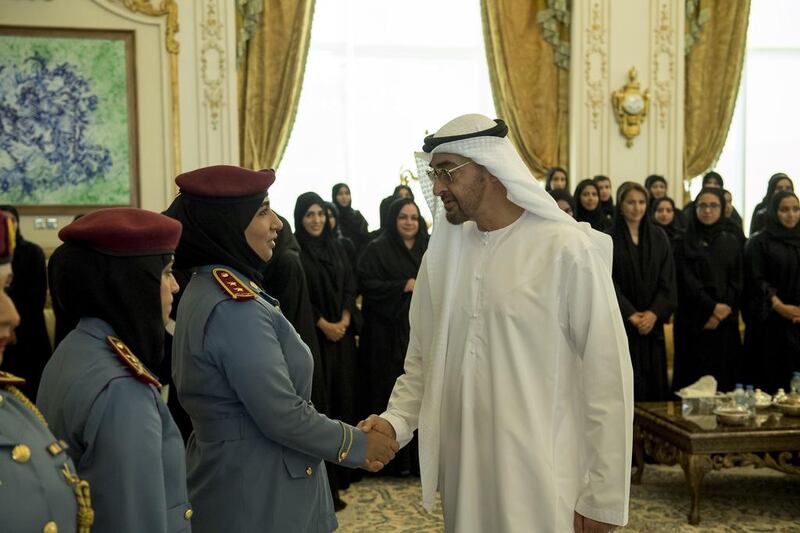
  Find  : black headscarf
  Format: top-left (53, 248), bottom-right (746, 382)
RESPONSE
top-left (702, 171), bottom-right (724, 188)
top-left (48, 242), bottom-right (171, 369)
top-left (393, 185), bottom-right (414, 200)
top-left (644, 175), bottom-right (667, 201)
top-left (594, 175), bottom-right (615, 220)
top-left (764, 191), bottom-right (800, 248)
top-left (331, 182), bottom-right (369, 249)
top-left (683, 187), bottom-right (728, 258)
top-left (548, 189), bottom-right (576, 218)
top-left (611, 184), bottom-right (668, 312)
top-left (295, 192), bottom-right (353, 321)
top-left (757, 173), bottom-right (793, 213)
top-left (574, 179), bottom-right (607, 231)
top-left (545, 166), bottom-right (568, 192)
top-left (650, 196), bottom-right (683, 241)
top-left (325, 202), bottom-right (344, 239)
top-left (164, 190), bottom-right (267, 284)
top-left (382, 198), bottom-right (429, 264)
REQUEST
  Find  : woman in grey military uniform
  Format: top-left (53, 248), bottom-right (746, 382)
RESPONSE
top-left (165, 165), bottom-right (398, 533)
top-left (37, 208), bottom-right (192, 532)
top-left (0, 212), bottom-right (93, 533)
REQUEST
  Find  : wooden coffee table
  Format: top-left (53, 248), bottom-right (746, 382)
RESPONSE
top-left (632, 402), bottom-right (800, 525)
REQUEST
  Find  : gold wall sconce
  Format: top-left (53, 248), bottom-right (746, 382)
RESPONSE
top-left (612, 67), bottom-right (650, 147)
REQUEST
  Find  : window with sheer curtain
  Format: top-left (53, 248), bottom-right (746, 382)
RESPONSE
top-left (698, 0), bottom-right (800, 231)
top-left (272, 0), bottom-right (495, 228)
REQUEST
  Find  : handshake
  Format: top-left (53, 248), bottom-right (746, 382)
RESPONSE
top-left (358, 415), bottom-right (399, 472)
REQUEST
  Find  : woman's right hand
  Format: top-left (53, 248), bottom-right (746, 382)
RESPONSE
top-left (317, 318), bottom-right (345, 342)
top-left (712, 303), bottom-right (732, 321)
top-left (404, 278), bottom-right (416, 293)
top-left (362, 428), bottom-right (399, 472)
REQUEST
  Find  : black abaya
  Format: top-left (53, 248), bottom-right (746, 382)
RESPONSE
top-left (672, 189), bottom-right (744, 392)
top-left (742, 191), bottom-right (800, 392)
top-left (2, 236), bottom-right (51, 397)
top-left (357, 198), bottom-right (428, 475)
top-left (295, 192), bottom-right (360, 491)
top-left (611, 218), bottom-right (677, 401)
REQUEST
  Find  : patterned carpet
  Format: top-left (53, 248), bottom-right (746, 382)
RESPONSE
top-left (337, 465), bottom-right (800, 532)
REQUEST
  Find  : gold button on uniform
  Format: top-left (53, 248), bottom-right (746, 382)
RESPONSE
top-left (43, 521), bottom-right (58, 533)
top-left (184, 508), bottom-right (193, 520)
top-left (12, 444), bottom-right (31, 463)
top-left (305, 466), bottom-right (313, 477)
top-left (0, 394), bottom-right (4, 406)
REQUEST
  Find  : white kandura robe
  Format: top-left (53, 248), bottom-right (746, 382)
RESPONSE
top-left (382, 211), bottom-right (633, 532)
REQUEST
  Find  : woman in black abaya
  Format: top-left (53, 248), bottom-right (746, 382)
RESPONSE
top-left (357, 198), bottom-right (429, 476)
top-left (0, 205), bottom-right (51, 397)
top-left (574, 179), bottom-right (611, 232)
top-left (295, 192), bottom-right (360, 496)
top-left (749, 173), bottom-right (794, 236)
top-left (743, 191), bottom-right (800, 392)
top-left (672, 188), bottom-right (744, 392)
top-left (650, 196), bottom-right (684, 247)
top-left (544, 166), bottom-right (568, 192)
top-left (332, 183), bottom-right (370, 255)
top-left (611, 183), bottom-right (677, 401)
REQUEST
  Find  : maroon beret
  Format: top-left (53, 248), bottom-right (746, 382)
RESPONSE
top-left (175, 165), bottom-right (275, 198)
top-left (58, 208), bottom-right (182, 256)
top-left (0, 212), bottom-right (16, 265)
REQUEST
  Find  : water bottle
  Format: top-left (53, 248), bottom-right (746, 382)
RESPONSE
top-left (745, 385), bottom-right (756, 416)
top-left (733, 383), bottom-right (745, 409)
top-left (791, 372), bottom-right (800, 394)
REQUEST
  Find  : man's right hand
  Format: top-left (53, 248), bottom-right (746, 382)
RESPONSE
top-left (362, 428), bottom-right (399, 472)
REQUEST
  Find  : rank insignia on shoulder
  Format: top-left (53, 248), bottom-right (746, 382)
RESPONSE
top-left (106, 336), bottom-right (162, 390)
top-left (212, 268), bottom-right (256, 301)
top-left (0, 370), bottom-right (25, 386)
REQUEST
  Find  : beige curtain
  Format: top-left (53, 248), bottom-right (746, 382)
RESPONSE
top-left (239, 0), bottom-right (315, 169)
top-left (481, 0), bottom-right (569, 178)
top-left (684, 1), bottom-right (750, 182)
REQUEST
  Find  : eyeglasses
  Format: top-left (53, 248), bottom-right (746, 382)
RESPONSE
top-left (426, 161), bottom-right (473, 185)
top-left (696, 202), bottom-right (721, 211)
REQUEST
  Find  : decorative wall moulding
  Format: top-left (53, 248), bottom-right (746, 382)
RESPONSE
top-left (201, 0), bottom-right (225, 131)
top-left (584, 1), bottom-right (608, 130)
top-left (652, 1), bottom-right (676, 129)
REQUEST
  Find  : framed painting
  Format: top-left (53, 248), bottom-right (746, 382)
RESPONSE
top-left (0, 26), bottom-right (138, 214)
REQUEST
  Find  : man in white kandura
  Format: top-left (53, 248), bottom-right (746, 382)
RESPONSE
top-left (359, 114), bottom-right (633, 533)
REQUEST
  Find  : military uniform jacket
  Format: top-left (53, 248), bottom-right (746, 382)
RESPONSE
top-left (37, 318), bottom-right (192, 532)
top-left (0, 373), bottom-right (81, 533)
top-left (172, 265), bottom-right (368, 533)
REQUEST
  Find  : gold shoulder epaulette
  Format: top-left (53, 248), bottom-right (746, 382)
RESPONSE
top-left (212, 268), bottom-right (256, 301)
top-left (0, 370), bottom-right (25, 386)
top-left (106, 336), bottom-right (162, 390)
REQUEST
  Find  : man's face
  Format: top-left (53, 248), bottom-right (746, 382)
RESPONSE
top-left (429, 153), bottom-right (486, 225)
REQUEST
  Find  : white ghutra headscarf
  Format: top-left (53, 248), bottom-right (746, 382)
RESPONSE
top-left (411, 113), bottom-right (613, 509)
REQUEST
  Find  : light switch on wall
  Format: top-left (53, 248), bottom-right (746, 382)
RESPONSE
top-left (46, 218), bottom-right (58, 229)
top-left (34, 218), bottom-right (46, 230)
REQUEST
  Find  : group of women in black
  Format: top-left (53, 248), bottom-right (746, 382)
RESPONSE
top-left (546, 168), bottom-right (799, 400)
top-left (262, 183), bottom-right (429, 508)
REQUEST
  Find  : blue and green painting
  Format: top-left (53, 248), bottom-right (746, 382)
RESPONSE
top-left (0, 33), bottom-right (131, 205)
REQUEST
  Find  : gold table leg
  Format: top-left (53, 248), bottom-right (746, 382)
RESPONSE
top-left (679, 453), bottom-right (712, 525)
